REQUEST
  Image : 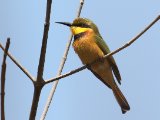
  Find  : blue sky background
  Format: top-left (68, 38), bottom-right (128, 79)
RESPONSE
top-left (0, 0), bottom-right (160, 120)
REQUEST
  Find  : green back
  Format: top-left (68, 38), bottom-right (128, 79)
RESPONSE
top-left (95, 35), bottom-right (122, 84)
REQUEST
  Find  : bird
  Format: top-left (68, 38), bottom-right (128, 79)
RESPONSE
top-left (56, 18), bottom-right (130, 114)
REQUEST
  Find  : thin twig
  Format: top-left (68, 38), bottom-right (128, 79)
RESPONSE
top-left (1, 38), bottom-right (10, 120)
top-left (40, 0), bottom-right (85, 120)
top-left (45, 65), bottom-right (86, 84)
top-left (29, 0), bottom-right (53, 120)
top-left (45, 15), bottom-right (160, 84)
top-left (77, 0), bottom-right (84, 17)
top-left (0, 43), bottom-right (35, 82)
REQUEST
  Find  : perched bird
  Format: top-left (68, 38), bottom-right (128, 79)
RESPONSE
top-left (56, 18), bottom-right (130, 114)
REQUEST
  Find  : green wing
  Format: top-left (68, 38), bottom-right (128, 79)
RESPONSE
top-left (94, 35), bottom-right (122, 84)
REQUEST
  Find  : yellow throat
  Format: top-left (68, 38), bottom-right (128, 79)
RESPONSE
top-left (70, 26), bottom-right (91, 35)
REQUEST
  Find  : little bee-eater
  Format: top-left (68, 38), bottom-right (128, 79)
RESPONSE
top-left (56, 18), bottom-right (130, 114)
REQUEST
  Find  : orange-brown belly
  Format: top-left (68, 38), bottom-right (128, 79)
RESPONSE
top-left (73, 37), bottom-right (114, 87)
top-left (72, 38), bottom-right (104, 64)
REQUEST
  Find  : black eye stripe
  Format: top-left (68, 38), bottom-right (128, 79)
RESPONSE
top-left (72, 23), bottom-right (90, 28)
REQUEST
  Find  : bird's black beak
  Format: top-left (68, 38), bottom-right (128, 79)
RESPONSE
top-left (55, 22), bottom-right (72, 27)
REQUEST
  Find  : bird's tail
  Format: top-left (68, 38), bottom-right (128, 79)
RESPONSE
top-left (111, 83), bottom-right (130, 114)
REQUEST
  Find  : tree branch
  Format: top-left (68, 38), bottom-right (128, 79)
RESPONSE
top-left (45, 15), bottom-right (160, 84)
top-left (0, 43), bottom-right (35, 82)
top-left (1, 38), bottom-right (10, 120)
top-left (40, 0), bottom-right (85, 120)
top-left (29, 0), bottom-right (53, 120)
top-left (36, 0), bottom-right (52, 82)
top-left (45, 65), bottom-right (86, 84)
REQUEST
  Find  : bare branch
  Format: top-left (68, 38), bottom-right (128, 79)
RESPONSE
top-left (45, 15), bottom-right (160, 84)
top-left (29, 0), bottom-right (53, 120)
top-left (36, 0), bottom-right (52, 82)
top-left (40, 0), bottom-right (85, 120)
top-left (102, 15), bottom-right (160, 58)
top-left (45, 65), bottom-right (86, 84)
top-left (77, 0), bottom-right (84, 17)
top-left (0, 43), bottom-right (35, 82)
top-left (1, 38), bottom-right (10, 120)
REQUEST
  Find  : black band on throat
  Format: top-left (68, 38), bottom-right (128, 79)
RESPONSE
top-left (74, 32), bottom-right (86, 40)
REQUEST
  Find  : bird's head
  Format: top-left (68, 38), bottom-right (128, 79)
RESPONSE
top-left (56, 18), bottom-right (100, 36)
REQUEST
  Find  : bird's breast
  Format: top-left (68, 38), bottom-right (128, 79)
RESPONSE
top-left (72, 35), bottom-right (104, 64)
